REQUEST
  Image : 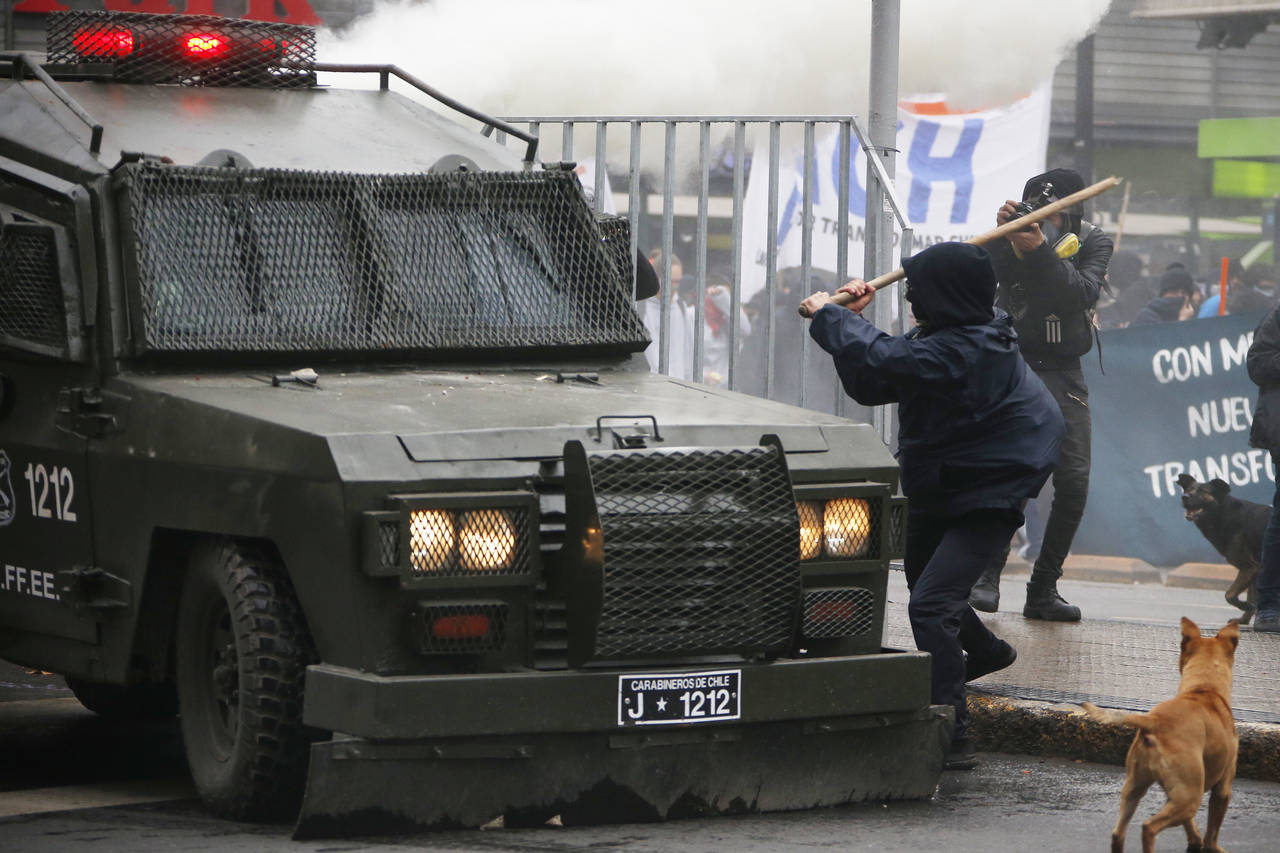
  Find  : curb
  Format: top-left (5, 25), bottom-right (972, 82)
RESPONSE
top-left (1006, 555), bottom-right (1240, 590)
top-left (970, 694), bottom-right (1280, 783)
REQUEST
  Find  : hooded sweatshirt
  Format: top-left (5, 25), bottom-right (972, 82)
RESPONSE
top-left (809, 242), bottom-right (1065, 517)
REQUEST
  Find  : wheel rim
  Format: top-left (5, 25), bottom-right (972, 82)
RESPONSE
top-left (199, 592), bottom-right (239, 758)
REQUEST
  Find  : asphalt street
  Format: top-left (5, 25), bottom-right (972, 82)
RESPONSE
top-left (2, 576), bottom-right (1278, 850)
top-left (1, 752), bottom-right (1279, 852)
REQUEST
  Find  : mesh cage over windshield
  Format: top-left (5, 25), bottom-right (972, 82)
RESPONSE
top-left (46, 11), bottom-right (315, 88)
top-left (596, 214), bottom-right (634, 297)
top-left (119, 163), bottom-right (649, 355)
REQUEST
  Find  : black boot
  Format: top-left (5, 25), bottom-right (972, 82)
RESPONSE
top-left (968, 566), bottom-right (1002, 613)
top-left (1023, 579), bottom-right (1081, 622)
top-left (965, 638), bottom-right (1017, 682)
top-left (944, 734), bottom-right (977, 771)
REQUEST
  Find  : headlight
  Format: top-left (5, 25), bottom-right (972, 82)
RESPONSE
top-left (458, 509), bottom-right (517, 571)
top-left (410, 508), bottom-right (519, 573)
top-left (824, 498), bottom-right (871, 558)
top-left (797, 501), bottom-right (824, 561)
top-left (797, 497), bottom-right (873, 560)
top-left (410, 509), bottom-right (455, 573)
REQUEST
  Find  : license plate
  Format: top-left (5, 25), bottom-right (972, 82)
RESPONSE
top-left (616, 669), bottom-right (741, 726)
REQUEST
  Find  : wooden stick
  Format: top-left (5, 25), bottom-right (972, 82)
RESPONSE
top-left (797, 175), bottom-right (1123, 317)
top-left (1113, 180), bottom-right (1132, 252)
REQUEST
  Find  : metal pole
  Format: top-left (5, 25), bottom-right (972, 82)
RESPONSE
top-left (659, 121), bottom-right (677, 377)
top-left (729, 121), bottom-right (746, 391)
top-left (562, 121), bottom-right (575, 163)
top-left (594, 122), bottom-right (608, 213)
top-left (836, 121), bottom-right (851, 418)
top-left (868, 0), bottom-right (900, 445)
top-left (800, 121), bottom-right (815, 410)
top-left (628, 121), bottom-right (642, 299)
top-left (765, 122), bottom-right (781, 401)
top-left (1074, 34), bottom-right (1096, 205)
top-left (1274, 198), bottom-right (1280, 272)
top-left (693, 121), bottom-right (710, 384)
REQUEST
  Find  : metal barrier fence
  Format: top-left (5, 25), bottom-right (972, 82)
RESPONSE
top-left (494, 116), bottom-right (912, 438)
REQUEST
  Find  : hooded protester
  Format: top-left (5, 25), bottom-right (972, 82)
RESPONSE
top-left (1095, 249), bottom-right (1149, 329)
top-left (801, 242), bottom-right (1065, 772)
top-left (970, 167), bottom-right (1113, 621)
top-left (1245, 301), bottom-right (1280, 633)
top-left (1228, 262), bottom-right (1279, 316)
top-left (1130, 265), bottom-right (1197, 326)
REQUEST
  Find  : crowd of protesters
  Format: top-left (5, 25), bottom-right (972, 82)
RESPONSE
top-left (1098, 251), bottom-right (1278, 329)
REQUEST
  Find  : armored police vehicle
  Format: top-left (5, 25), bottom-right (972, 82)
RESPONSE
top-left (0, 11), bottom-right (947, 836)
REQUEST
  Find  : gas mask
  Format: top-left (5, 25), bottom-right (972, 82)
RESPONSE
top-left (1039, 220), bottom-right (1080, 260)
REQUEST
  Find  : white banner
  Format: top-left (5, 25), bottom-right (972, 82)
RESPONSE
top-left (740, 88), bottom-right (1051, 303)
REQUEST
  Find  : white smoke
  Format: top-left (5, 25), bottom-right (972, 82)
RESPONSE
top-left (318, 0), bottom-right (1112, 117)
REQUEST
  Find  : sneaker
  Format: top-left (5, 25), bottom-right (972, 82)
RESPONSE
top-left (1254, 609), bottom-right (1280, 633)
top-left (944, 735), bottom-right (977, 771)
top-left (1023, 585), bottom-right (1081, 622)
top-left (965, 639), bottom-right (1017, 682)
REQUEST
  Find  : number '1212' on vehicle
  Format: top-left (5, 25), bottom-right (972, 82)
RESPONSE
top-left (618, 669), bottom-right (741, 725)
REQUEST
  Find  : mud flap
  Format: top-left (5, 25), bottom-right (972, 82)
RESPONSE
top-left (293, 705), bottom-right (952, 839)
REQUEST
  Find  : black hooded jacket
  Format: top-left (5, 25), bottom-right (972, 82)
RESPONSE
top-left (988, 168), bottom-right (1114, 369)
top-left (1247, 304), bottom-right (1280, 452)
top-left (809, 242), bottom-right (1065, 517)
top-left (1131, 294), bottom-right (1189, 327)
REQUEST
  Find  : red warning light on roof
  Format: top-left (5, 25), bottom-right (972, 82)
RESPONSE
top-left (183, 33), bottom-right (230, 59)
top-left (72, 27), bottom-right (135, 58)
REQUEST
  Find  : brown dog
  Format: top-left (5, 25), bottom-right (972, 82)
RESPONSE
top-left (1083, 618), bottom-right (1240, 853)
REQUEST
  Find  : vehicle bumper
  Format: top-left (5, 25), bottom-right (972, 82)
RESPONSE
top-left (302, 651), bottom-right (933, 739)
top-left (294, 652), bottom-right (949, 837)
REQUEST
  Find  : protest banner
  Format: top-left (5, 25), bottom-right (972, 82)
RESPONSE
top-left (1076, 312), bottom-right (1272, 567)
top-left (739, 88), bottom-right (1050, 302)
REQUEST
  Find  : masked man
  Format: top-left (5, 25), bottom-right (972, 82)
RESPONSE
top-left (801, 242), bottom-right (1064, 770)
top-left (969, 168), bottom-right (1113, 621)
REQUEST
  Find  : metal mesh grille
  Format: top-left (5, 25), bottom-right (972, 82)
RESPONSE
top-left (0, 225), bottom-right (68, 351)
top-left (587, 445), bottom-right (801, 659)
top-left (408, 508), bottom-right (530, 577)
top-left (596, 214), bottom-right (633, 294)
top-left (802, 587), bottom-right (875, 639)
top-left (121, 163), bottom-right (648, 355)
top-left (412, 602), bottom-right (508, 655)
top-left (889, 499), bottom-right (906, 558)
top-left (378, 520), bottom-right (399, 575)
top-left (46, 11), bottom-right (315, 88)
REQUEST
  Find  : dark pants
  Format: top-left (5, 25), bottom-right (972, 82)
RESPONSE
top-left (905, 508), bottom-right (1022, 739)
top-left (1257, 453), bottom-right (1280, 614)
top-left (1028, 366), bottom-right (1092, 586)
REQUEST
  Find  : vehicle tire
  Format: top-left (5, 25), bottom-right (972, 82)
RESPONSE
top-left (175, 539), bottom-right (316, 821)
top-left (66, 678), bottom-right (178, 720)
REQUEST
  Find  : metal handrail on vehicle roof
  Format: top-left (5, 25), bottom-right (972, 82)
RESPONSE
top-left (311, 62), bottom-right (540, 168)
top-left (1, 51), bottom-right (103, 155)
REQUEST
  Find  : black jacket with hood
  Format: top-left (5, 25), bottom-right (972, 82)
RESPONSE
top-left (1247, 304), bottom-right (1280, 452)
top-left (809, 242), bottom-right (1065, 517)
top-left (988, 168), bottom-right (1114, 370)
top-left (1131, 294), bottom-right (1190, 327)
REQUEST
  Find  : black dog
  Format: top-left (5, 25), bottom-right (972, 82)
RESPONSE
top-left (1176, 473), bottom-right (1268, 622)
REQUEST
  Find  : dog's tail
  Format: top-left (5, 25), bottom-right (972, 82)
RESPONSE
top-left (1081, 701), bottom-right (1157, 733)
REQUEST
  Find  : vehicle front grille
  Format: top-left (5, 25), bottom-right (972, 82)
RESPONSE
top-left (563, 442), bottom-right (801, 665)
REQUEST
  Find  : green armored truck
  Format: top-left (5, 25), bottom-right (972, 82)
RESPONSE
top-left (0, 11), bottom-right (947, 836)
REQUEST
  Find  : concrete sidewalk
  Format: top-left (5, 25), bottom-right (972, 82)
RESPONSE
top-left (884, 559), bottom-right (1280, 781)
